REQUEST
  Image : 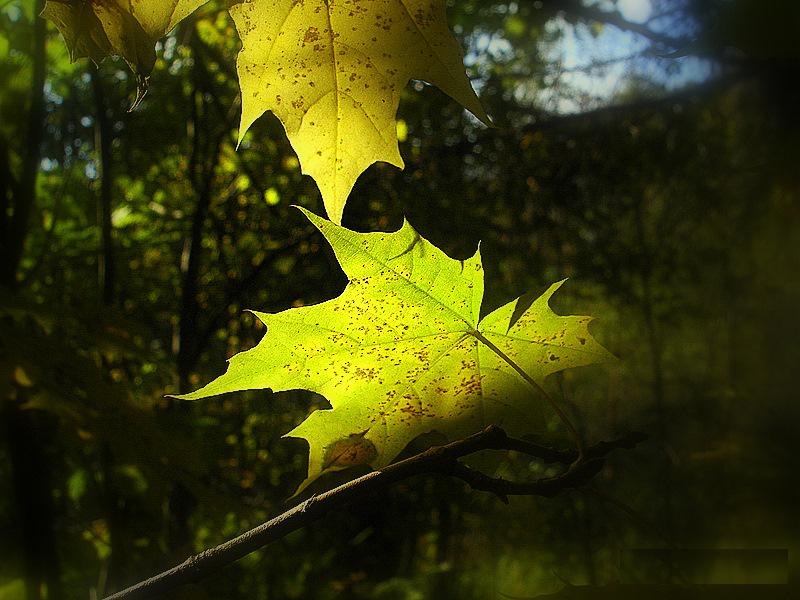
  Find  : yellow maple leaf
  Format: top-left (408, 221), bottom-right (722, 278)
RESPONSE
top-left (42, 0), bottom-right (206, 107)
top-left (232, 0), bottom-right (489, 223)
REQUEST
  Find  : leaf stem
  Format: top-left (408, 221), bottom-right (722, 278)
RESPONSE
top-left (470, 330), bottom-right (585, 461)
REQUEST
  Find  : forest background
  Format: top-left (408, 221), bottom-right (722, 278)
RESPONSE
top-left (1, 0), bottom-right (799, 598)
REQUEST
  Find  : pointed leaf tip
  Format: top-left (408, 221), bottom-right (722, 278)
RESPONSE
top-left (230, 0), bottom-right (487, 223)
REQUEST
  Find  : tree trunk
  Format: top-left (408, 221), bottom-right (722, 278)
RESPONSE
top-left (1, 3), bottom-right (63, 598)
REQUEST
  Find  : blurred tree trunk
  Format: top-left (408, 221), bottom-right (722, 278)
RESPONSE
top-left (176, 30), bottom-right (226, 394)
top-left (90, 66), bottom-right (132, 594)
top-left (0, 2), bottom-right (63, 598)
top-left (167, 28), bottom-right (225, 557)
top-left (2, 398), bottom-right (62, 600)
top-left (633, 197), bottom-right (674, 545)
top-left (92, 67), bottom-right (116, 307)
top-left (430, 482), bottom-right (454, 597)
top-left (0, 5), bottom-right (44, 285)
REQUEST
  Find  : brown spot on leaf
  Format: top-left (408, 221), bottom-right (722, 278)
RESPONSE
top-left (303, 26), bottom-right (320, 44)
top-left (323, 432), bottom-right (377, 470)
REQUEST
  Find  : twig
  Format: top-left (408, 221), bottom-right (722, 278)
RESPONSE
top-left (441, 458), bottom-right (605, 503)
top-left (497, 431), bottom-right (647, 465)
top-left (519, 73), bottom-right (745, 135)
top-left (535, 0), bottom-right (691, 52)
top-left (102, 426), bottom-right (645, 600)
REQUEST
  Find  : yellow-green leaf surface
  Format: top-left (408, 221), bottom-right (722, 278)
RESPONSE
top-left (232, 0), bottom-right (489, 223)
top-left (42, 0), bottom-right (206, 101)
top-left (177, 209), bottom-right (612, 492)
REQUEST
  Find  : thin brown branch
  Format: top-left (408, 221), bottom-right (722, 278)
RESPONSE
top-left (497, 431), bottom-right (647, 464)
top-left (102, 426), bottom-right (646, 600)
top-left (547, 50), bottom-right (650, 75)
top-left (442, 457), bottom-right (605, 502)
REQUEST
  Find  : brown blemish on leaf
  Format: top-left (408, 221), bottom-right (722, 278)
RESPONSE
top-left (322, 432), bottom-right (377, 470)
top-left (303, 26), bottom-right (320, 44)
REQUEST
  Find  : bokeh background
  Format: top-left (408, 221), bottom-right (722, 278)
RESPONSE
top-left (1, 0), bottom-right (799, 598)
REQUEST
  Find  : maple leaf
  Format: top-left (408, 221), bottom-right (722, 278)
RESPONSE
top-left (176, 209), bottom-right (613, 492)
top-left (231, 0), bottom-right (489, 223)
top-left (42, 0), bottom-right (206, 106)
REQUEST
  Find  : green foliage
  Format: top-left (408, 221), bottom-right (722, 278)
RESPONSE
top-left (178, 208), bottom-right (611, 490)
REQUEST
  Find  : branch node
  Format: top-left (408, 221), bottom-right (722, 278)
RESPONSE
top-left (301, 494), bottom-right (318, 513)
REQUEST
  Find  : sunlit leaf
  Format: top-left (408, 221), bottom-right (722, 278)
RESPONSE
top-left (176, 209), bottom-right (611, 492)
top-left (232, 0), bottom-right (489, 223)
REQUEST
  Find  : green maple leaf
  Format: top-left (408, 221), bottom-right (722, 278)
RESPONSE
top-left (177, 209), bottom-right (613, 492)
top-left (42, 0), bottom-right (206, 106)
top-left (231, 0), bottom-right (489, 223)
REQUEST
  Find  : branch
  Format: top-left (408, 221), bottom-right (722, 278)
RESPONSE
top-left (519, 73), bottom-right (745, 134)
top-left (442, 458), bottom-right (605, 502)
top-left (498, 431), bottom-right (648, 465)
top-left (536, 0), bottom-right (689, 51)
top-left (450, 431), bottom-right (648, 502)
top-left (544, 50), bottom-right (650, 75)
top-left (103, 427), bottom-right (645, 600)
